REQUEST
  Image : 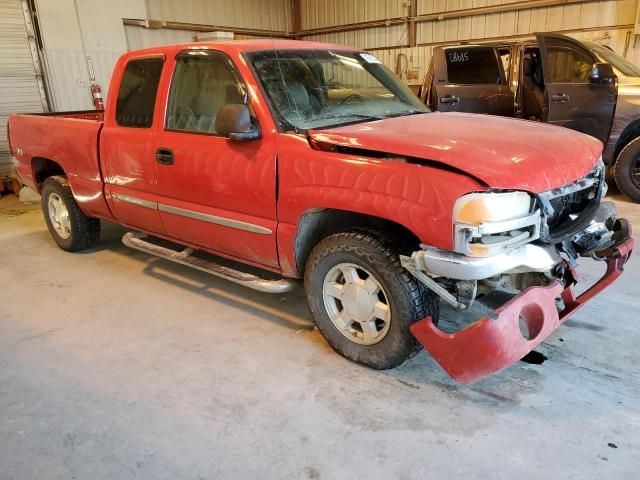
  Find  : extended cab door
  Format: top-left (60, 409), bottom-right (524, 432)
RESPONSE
top-left (536, 33), bottom-right (617, 143)
top-left (101, 55), bottom-right (167, 234)
top-left (430, 45), bottom-right (514, 116)
top-left (152, 49), bottom-right (279, 269)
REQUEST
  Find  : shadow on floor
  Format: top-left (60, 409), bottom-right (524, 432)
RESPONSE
top-left (95, 221), bottom-right (314, 331)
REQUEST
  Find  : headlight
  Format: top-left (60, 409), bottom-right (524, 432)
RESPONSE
top-left (453, 191), bottom-right (541, 257)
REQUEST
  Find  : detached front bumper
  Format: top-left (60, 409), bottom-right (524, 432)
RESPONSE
top-left (410, 229), bottom-right (633, 385)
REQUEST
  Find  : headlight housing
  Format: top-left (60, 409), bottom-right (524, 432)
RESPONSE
top-left (453, 191), bottom-right (541, 257)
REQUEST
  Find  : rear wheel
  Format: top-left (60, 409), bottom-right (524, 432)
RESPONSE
top-left (304, 231), bottom-right (439, 369)
top-left (41, 176), bottom-right (100, 251)
top-left (613, 137), bottom-right (640, 203)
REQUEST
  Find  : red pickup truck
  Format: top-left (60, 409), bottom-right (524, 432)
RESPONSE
top-left (8, 40), bottom-right (633, 383)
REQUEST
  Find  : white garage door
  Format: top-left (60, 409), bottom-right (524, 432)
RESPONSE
top-left (0, 0), bottom-right (48, 178)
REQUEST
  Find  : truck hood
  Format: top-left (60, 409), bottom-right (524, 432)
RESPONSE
top-left (309, 112), bottom-right (602, 193)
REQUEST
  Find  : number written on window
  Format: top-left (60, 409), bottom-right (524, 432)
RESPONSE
top-left (444, 47), bottom-right (503, 85)
top-left (448, 51), bottom-right (469, 63)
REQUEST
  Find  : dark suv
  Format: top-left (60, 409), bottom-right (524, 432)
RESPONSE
top-left (420, 32), bottom-right (640, 202)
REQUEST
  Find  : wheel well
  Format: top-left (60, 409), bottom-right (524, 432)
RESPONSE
top-left (32, 157), bottom-right (65, 191)
top-left (294, 208), bottom-right (421, 277)
top-left (614, 119), bottom-right (640, 161)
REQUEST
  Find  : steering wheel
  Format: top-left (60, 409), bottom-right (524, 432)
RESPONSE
top-left (340, 93), bottom-right (366, 105)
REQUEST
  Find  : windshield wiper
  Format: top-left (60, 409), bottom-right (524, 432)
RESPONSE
top-left (316, 113), bottom-right (385, 121)
top-left (383, 110), bottom-right (424, 118)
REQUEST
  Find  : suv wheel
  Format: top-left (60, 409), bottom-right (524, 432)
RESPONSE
top-left (304, 231), bottom-right (439, 369)
top-left (613, 137), bottom-right (640, 203)
top-left (41, 176), bottom-right (100, 251)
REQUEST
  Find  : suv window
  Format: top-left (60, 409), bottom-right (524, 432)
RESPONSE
top-left (116, 57), bottom-right (164, 128)
top-left (166, 51), bottom-right (245, 135)
top-left (546, 41), bottom-right (594, 83)
top-left (445, 47), bottom-right (502, 84)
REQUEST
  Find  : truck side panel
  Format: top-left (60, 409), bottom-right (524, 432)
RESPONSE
top-left (274, 134), bottom-right (482, 277)
top-left (8, 114), bottom-right (114, 221)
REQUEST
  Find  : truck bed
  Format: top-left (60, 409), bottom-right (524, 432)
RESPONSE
top-left (18, 110), bottom-right (105, 121)
top-left (8, 110), bottom-right (113, 220)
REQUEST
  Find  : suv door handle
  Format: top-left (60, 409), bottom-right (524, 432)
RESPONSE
top-left (155, 148), bottom-right (174, 165)
top-left (440, 94), bottom-right (460, 105)
top-left (551, 93), bottom-right (570, 103)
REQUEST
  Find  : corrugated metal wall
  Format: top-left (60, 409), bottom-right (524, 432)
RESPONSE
top-left (42, 49), bottom-right (122, 111)
top-left (124, 25), bottom-right (197, 51)
top-left (33, 0), bottom-right (293, 111)
top-left (19, 0), bottom-right (640, 115)
top-left (300, 0), bottom-right (640, 85)
top-left (0, 0), bottom-right (48, 178)
top-left (34, 0), bottom-right (147, 111)
top-left (146, 0), bottom-right (293, 32)
top-left (301, 0), bottom-right (407, 29)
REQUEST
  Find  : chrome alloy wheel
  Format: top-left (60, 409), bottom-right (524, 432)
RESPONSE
top-left (47, 193), bottom-right (71, 239)
top-left (322, 263), bottom-right (391, 345)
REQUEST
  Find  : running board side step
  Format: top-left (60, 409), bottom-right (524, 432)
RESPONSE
top-left (122, 232), bottom-right (295, 294)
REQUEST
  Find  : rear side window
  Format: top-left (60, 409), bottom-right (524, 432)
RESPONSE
top-left (445, 47), bottom-right (502, 84)
top-left (116, 57), bottom-right (164, 128)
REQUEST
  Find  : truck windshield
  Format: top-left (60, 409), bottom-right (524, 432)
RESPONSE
top-left (247, 49), bottom-right (428, 131)
top-left (587, 42), bottom-right (640, 77)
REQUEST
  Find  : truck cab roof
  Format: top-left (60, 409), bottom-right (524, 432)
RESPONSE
top-left (121, 39), bottom-right (365, 58)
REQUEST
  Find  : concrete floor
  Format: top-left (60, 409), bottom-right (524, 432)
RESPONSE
top-left (1, 191), bottom-right (639, 480)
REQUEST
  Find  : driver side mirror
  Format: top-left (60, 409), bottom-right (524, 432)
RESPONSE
top-left (215, 104), bottom-right (260, 140)
top-left (589, 62), bottom-right (616, 84)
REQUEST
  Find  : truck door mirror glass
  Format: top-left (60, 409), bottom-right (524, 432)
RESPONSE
top-left (589, 62), bottom-right (616, 84)
top-left (215, 104), bottom-right (260, 140)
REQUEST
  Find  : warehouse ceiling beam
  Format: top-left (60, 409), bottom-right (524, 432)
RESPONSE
top-left (122, 18), bottom-right (295, 38)
top-left (362, 23), bottom-right (634, 52)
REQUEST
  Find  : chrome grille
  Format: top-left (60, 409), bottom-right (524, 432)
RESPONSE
top-left (537, 161), bottom-right (605, 243)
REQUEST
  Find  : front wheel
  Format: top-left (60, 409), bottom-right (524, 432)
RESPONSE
top-left (613, 137), bottom-right (640, 203)
top-left (304, 231), bottom-right (439, 370)
top-left (41, 176), bottom-right (100, 251)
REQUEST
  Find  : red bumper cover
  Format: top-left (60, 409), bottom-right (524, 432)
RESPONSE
top-left (410, 237), bottom-right (633, 384)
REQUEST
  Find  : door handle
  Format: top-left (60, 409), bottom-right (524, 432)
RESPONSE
top-left (440, 94), bottom-right (460, 105)
top-left (155, 148), bottom-right (174, 165)
top-left (551, 93), bottom-right (570, 103)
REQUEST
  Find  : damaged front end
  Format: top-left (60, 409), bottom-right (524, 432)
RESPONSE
top-left (402, 163), bottom-right (633, 384)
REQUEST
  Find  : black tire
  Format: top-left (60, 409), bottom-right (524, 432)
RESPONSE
top-left (613, 137), bottom-right (640, 203)
top-left (41, 176), bottom-right (100, 251)
top-left (304, 231), bottom-right (439, 370)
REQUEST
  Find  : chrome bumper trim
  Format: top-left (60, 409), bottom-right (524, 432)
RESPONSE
top-left (454, 209), bottom-right (541, 255)
top-left (409, 243), bottom-right (561, 281)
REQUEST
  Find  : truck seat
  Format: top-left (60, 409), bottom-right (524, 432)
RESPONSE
top-left (266, 80), bottom-right (315, 122)
top-left (191, 93), bottom-right (222, 133)
top-left (171, 106), bottom-right (196, 131)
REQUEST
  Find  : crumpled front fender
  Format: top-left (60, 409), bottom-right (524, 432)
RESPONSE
top-left (411, 236), bottom-right (633, 384)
